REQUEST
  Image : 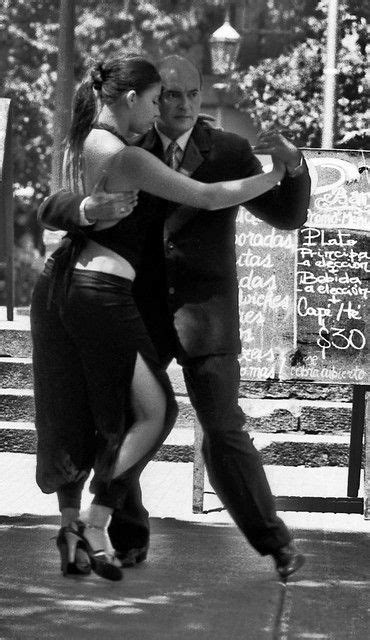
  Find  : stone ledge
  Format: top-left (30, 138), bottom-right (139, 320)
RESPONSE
top-left (0, 393), bottom-right (353, 432)
top-left (0, 359), bottom-right (356, 403)
top-left (153, 443), bottom-right (363, 467)
top-left (259, 442), bottom-right (362, 467)
top-left (0, 326), bottom-right (31, 358)
top-left (0, 429), bottom-right (361, 468)
top-left (0, 358), bottom-right (33, 389)
top-left (0, 393), bottom-right (35, 421)
top-left (300, 406), bottom-right (352, 433)
top-left (169, 364), bottom-right (353, 400)
top-left (243, 408), bottom-right (297, 432)
top-left (239, 380), bottom-right (353, 401)
top-left (0, 328), bottom-right (356, 400)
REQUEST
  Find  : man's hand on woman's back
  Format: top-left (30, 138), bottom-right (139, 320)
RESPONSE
top-left (83, 172), bottom-right (138, 224)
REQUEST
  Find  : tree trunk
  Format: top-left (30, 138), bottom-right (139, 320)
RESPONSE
top-left (0, 7), bottom-right (10, 96)
top-left (50, 0), bottom-right (76, 192)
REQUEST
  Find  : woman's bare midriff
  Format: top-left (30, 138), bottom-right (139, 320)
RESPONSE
top-left (74, 238), bottom-right (136, 280)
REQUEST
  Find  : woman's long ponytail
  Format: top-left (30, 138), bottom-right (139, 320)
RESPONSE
top-left (64, 80), bottom-right (97, 191)
top-left (68, 81), bottom-right (97, 155)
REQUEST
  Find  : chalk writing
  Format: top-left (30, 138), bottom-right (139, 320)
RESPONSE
top-left (236, 208), bottom-right (296, 380)
top-left (294, 226), bottom-right (368, 369)
top-left (306, 155), bottom-right (370, 231)
top-left (237, 149), bottom-right (369, 383)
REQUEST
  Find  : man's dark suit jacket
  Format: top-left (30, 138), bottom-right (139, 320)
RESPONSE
top-left (38, 119), bottom-right (311, 363)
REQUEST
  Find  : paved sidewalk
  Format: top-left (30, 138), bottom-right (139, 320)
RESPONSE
top-left (1, 517), bottom-right (369, 640)
top-left (0, 454), bottom-right (369, 639)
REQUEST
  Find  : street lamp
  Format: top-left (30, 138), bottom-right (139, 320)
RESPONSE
top-left (209, 10), bottom-right (241, 127)
top-left (210, 12), bottom-right (241, 76)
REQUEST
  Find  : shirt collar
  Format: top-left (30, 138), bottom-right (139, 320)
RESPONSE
top-left (155, 122), bottom-right (194, 153)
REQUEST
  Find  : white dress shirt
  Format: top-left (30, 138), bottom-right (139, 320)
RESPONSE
top-left (155, 124), bottom-right (194, 168)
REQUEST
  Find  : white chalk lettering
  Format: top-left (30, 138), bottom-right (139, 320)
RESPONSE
top-left (297, 297), bottom-right (332, 325)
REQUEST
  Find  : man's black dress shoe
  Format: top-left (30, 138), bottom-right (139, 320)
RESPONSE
top-left (273, 544), bottom-right (305, 579)
top-left (116, 546), bottom-right (148, 568)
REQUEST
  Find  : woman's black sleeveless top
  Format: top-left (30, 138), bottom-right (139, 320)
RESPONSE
top-left (47, 124), bottom-right (152, 307)
top-left (84, 124), bottom-right (147, 271)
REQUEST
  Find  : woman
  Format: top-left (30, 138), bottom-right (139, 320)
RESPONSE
top-left (31, 56), bottom-right (285, 581)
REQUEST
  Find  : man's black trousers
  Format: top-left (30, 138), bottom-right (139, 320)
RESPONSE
top-left (108, 353), bottom-right (291, 556)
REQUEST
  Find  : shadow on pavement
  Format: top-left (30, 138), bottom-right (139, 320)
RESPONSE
top-left (0, 516), bottom-right (369, 640)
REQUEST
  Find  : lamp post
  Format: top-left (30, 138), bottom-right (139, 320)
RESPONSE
top-left (209, 10), bottom-right (241, 128)
top-left (321, 0), bottom-right (339, 148)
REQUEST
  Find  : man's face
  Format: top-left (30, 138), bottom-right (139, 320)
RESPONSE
top-left (157, 62), bottom-right (202, 139)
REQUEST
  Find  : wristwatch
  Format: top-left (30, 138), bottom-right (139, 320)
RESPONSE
top-left (287, 155), bottom-right (305, 178)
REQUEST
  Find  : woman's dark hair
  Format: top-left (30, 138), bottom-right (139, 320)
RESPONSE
top-left (64, 56), bottom-right (161, 190)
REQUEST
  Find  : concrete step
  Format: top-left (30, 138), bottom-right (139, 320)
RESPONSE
top-left (0, 320), bottom-right (32, 357)
top-left (0, 309), bottom-right (362, 476)
top-left (0, 387), bottom-right (353, 432)
top-left (0, 421), bottom-right (357, 467)
top-left (0, 318), bottom-right (353, 401)
top-left (0, 350), bottom-right (353, 402)
top-left (0, 389), bottom-right (34, 421)
top-left (0, 357), bottom-right (33, 388)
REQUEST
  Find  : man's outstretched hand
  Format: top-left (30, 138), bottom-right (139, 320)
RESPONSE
top-left (84, 172), bottom-right (138, 224)
top-left (253, 130), bottom-right (302, 173)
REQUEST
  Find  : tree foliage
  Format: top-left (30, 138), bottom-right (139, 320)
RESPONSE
top-left (1, 0), bottom-right (225, 203)
top-left (2, 1), bottom-right (59, 196)
top-left (5, 0), bottom-right (367, 197)
top-left (233, 0), bottom-right (368, 148)
top-left (1, 0), bottom-right (368, 281)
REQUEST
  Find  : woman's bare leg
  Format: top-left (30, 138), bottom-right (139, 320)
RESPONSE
top-left (112, 353), bottom-right (167, 478)
top-left (79, 506), bottom-right (121, 569)
top-left (81, 355), bottom-right (166, 561)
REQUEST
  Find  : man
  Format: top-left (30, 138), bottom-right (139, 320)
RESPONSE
top-left (39, 55), bottom-right (310, 578)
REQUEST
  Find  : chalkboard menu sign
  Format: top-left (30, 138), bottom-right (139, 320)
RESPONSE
top-left (236, 149), bottom-right (369, 384)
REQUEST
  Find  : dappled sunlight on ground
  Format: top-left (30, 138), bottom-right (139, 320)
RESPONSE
top-left (0, 519), bottom-right (369, 639)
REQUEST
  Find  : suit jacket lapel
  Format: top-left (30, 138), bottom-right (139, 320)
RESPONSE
top-left (139, 122), bottom-right (211, 171)
top-left (139, 123), bottom-right (213, 234)
top-left (139, 127), bottom-right (164, 159)
top-left (179, 123), bottom-right (211, 177)
top-left (165, 122), bottom-right (212, 234)
top-left (179, 138), bottom-right (205, 177)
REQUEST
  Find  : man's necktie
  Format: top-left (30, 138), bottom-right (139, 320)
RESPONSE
top-left (165, 140), bottom-right (181, 170)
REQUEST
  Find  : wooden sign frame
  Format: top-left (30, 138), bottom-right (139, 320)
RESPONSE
top-left (193, 148), bottom-right (370, 517)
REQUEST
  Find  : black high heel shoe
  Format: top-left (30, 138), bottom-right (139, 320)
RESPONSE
top-left (56, 526), bottom-right (91, 576)
top-left (74, 521), bottom-right (123, 582)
